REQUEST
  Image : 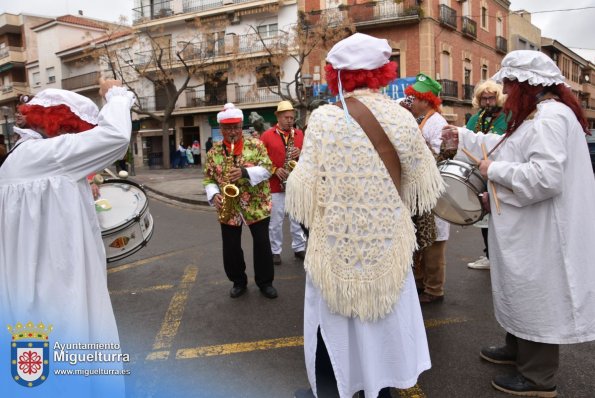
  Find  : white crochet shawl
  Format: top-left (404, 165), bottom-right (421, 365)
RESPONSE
top-left (286, 90), bottom-right (444, 321)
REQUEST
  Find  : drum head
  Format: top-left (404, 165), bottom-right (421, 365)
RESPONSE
top-left (434, 176), bottom-right (484, 225)
top-left (96, 180), bottom-right (148, 232)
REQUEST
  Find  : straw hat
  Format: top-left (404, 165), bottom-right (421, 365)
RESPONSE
top-left (275, 101), bottom-right (295, 114)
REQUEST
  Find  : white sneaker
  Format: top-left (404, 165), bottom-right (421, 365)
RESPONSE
top-left (467, 256), bottom-right (490, 270)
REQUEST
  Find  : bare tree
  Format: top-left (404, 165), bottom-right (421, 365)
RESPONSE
top-left (94, 20), bottom-right (227, 168)
top-left (234, 10), bottom-right (354, 128)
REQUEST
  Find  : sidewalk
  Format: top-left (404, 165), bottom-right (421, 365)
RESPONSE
top-left (125, 165), bottom-right (209, 206)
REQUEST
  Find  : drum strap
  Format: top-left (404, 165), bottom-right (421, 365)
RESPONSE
top-left (336, 97), bottom-right (402, 195)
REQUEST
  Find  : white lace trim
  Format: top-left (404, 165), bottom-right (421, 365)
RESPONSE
top-left (492, 67), bottom-right (566, 86)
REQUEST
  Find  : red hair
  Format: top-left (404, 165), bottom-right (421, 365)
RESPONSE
top-left (503, 79), bottom-right (588, 135)
top-left (404, 85), bottom-right (442, 111)
top-left (18, 104), bottom-right (95, 137)
top-left (324, 61), bottom-right (398, 95)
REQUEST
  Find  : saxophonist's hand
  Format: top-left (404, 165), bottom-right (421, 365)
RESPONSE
top-left (228, 167), bottom-right (243, 182)
top-left (276, 168), bottom-right (289, 181)
top-left (290, 147), bottom-right (300, 160)
top-left (213, 193), bottom-right (223, 210)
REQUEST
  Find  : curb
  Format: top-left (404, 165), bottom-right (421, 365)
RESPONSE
top-left (142, 184), bottom-right (210, 207)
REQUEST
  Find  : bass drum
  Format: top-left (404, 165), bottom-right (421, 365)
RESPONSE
top-left (433, 159), bottom-right (487, 226)
top-left (95, 179), bottom-right (154, 262)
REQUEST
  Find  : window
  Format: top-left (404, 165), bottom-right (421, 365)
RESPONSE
top-left (32, 71), bottom-right (40, 86)
top-left (572, 62), bottom-right (580, 83)
top-left (481, 6), bottom-right (488, 29)
top-left (256, 64), bottom-right (279, 88)
top-left (390, 54), bottom-right (401, 78)
top-left (257, 24), bottom-right (278, 38)
top-left (46, 67), bottom-right (55, 83)
top-left (481, 65), bottom-right (488, 81)
top-left (440, 51), bottom-right (451, 80)
top-left (496, 17), bottom-right (503, 36)
top-left (462, 0), bottom-right (470, 17)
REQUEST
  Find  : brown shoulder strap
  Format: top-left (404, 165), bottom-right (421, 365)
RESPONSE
top-left (336, 97), bottom-right (401, 195)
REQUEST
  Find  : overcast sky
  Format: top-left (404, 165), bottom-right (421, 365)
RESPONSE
top-left (1, 0), bottom-right (593, 61)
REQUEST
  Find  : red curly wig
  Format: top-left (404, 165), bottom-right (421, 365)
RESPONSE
top-left (502, 79), bottom-right (588, 135)
top-left (404, 85), bottom-right (442, 111)
top-left (324, 61), bottom-right (398, 95)
top-left (18, 104), bottom-right (96, 138)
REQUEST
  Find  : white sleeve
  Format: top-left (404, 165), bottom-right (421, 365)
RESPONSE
top-left (246, 166), bottom-right (271, 186)
top-left (52, 87), bottom-right (135, 181)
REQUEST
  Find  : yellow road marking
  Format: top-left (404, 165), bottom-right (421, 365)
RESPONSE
top-left (109, 284), bottom-right (174, 295)
top-left (176, 336), bottom-right (304, 359)
top-left (398, 384), bottom-right (426, 398)
top-left (424, 317), bottom-right (467, 329)
top-left (145, 265), bottom-right (198, 360)
top-left (108, 247), bottom-right (197, 274)
top-left (164, 317), bottom-right (467, 361)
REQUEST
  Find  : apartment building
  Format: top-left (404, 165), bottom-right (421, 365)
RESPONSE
top-left (541, 38), bottom-right (595, 129)
top-left (304, 0), bottom-right (510, 123)
top-left (508, 9), bottom-right (540, 51)
top-left (0, 13), bottom-right (50, 147)
top-left (129, 0), bottom-right (300, 167)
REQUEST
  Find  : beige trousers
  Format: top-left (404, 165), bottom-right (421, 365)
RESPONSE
top-left (413, 240), bottom-right (447, 296)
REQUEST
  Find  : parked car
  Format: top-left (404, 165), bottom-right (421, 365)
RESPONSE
top-left (587, 129), bottom-right (595, 173)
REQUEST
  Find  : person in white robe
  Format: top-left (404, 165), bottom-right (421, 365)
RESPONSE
top-left (286, 33), bottom-right (444, 398)
top-left (443, 50), bottom-right (595, 397)
top-left (0, 79), bottom-right (134, 397)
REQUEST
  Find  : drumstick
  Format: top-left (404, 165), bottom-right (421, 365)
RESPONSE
top-left (481, 143), bottom-right (501, 215)
top-left (461, 147), bottom-right (481, 165)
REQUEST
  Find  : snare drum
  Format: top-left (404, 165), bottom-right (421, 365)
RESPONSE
top-left (433, 159), bottom-right (487, 226)
top-left (96, 179), bottom-right (154, 262)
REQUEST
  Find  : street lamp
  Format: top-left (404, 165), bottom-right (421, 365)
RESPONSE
top-left (0, 106), bottom-right (12, 151)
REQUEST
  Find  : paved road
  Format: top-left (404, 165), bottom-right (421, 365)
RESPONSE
top-left (107, 198), bottom-right (595, 398)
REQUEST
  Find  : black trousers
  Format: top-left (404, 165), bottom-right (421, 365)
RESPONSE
top-left (315, 328), bottom-right (392, 398)
top-left (481, 227), bottom-right (489, 258)
top-left (220, 217), bottom-right (274, 288)
top-left (503, 332), bottom-right (559, 389)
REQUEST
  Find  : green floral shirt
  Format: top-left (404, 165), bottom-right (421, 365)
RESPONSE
top-left (203, 137), bottom-right (273, 225)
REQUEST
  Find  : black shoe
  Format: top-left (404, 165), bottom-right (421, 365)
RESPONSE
top-left (480, 345), bottom-right (516, 365)
top-left (294, 250), bottom-right (306, 260)
top-left (293, 388), bottom-right (315, 398)
top-left (273, 254), bottom-right (282, 265)
top-left (492, 373), bottom-right (557, 397)
top-left (260, 285), bottom-right (278, 299)
top-left (229, 285), bottom-right (247, 298)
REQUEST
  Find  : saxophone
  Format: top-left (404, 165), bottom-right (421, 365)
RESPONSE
top-left (218, 140), bottom-right (240, 223)
top-left (281, 129), bottom-right (297, 191)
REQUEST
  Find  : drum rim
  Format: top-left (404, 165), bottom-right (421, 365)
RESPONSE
top-left (435, 161), bottom-right (487, 226)
top-left (106, 214), bottom-right (154, 263)
top-left (99, 179), bottom-right (149, 234)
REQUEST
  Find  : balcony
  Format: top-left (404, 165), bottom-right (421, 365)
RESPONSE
top-left (462, 17), bottom-right (477, 39)
top-left (133, 0), bottom-right (173, 23)
top-left (438, 79), bottom-right (458, 99)
top-left (133, 0), bottom-right (278, 24)
top-left (462, 84), bottom-right (474, 102)
top-left (496, 36), bottom-right (507, 54)
top-left (61, 71), bottom-right (101, 91)
top-left (138, 95), bottom-right (169, 112)
top-left (0, 81), bottom-right (27, 101)
top-left (350, 0), bottom-right (421, 28)
top-left (235, 32), bottom-right (287, 54)
top-left (0, 46), bottom-right (26, 65)
top-left (185, 88), bottom-right (227, 107)
top-left (234, 85), bottom-right (281, 104)
top-left (179, 39), bottom-right (225, 61)
top-left (439, 4), bottom-right (457, 30)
